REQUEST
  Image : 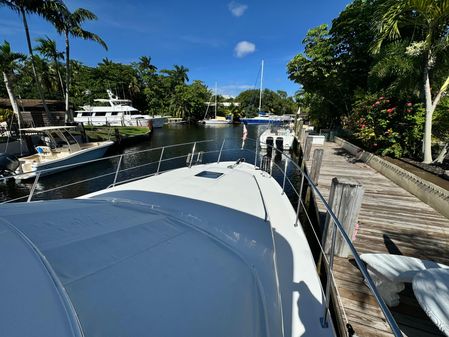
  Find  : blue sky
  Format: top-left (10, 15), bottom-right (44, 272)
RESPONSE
top-left (0, 0), bottom-right (350, 97)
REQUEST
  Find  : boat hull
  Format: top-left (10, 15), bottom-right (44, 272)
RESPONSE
top-left (74, 116), bottom-right (166, 128)
top-left (241, 118), bottom-right (291, 125)
top-left (17, 141), bottom-right (113, 180)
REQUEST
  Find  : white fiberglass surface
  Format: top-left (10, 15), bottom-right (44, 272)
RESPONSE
top-left (0, 162), bottom-right (335, 337)
top-left (0, 194), bottom-right (282, 337)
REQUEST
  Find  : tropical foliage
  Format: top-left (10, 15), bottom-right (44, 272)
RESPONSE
top-left (0, 0), bottom-right (298, 125)
top-left (288, 0), bottom-right (449, 161)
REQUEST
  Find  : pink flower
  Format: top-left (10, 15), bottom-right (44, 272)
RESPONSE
top-left (406, 109), bottom-right (412, 113)
top-left (387, 108), bottom-right (394, 113)
top-left (406, 102), bottom-right (412, 107)
top-left (379, 96), bottom-right (385, 100)
top-left (375, 101), bottom-right (380, 105)
top-left (361, 124), bottom-right (366, 129)
top-left (385, 99), bottom-right (390, 103)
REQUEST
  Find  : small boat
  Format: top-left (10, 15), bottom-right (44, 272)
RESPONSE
top-left (200, 82), bottom-right (232, 125)
top-left (0, 126), bottom-right (113, 180)
top-left (241, 112), bottom-right (294, 125)
top-left (74, 90), bottom-right (166, 128)
top-left (260, 126), bottom-right (295, 151)
top-left (166, 117), bottom-right (186, 125)
top-left (240, 61), bottom-right (294, 125)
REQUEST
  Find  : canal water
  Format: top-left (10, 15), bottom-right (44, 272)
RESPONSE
top-left (0, 124), bottom-right (301, 203)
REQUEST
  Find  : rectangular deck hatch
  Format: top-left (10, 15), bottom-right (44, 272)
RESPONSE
top-left (195, 171), bottom-right (223, 179)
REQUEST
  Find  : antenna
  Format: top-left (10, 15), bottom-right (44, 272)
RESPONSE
top-left (258, 60), bottom-right (264, 112)
top-left (214, 82), bottom-right (218, 119)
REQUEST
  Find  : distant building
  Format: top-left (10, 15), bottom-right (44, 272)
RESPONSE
top-left (204, 102), bottom-right (240, 107)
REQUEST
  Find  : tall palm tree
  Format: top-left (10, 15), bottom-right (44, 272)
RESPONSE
top-left (0, 41), bottom-right (25, 123)
top-left (34, 36), bottom-right (64, 98)
top-left (49, 5), bottom-right (108, 121)
top-left (139, 56), bottom-right (157, 73)
top-left (372, 0), bottom-right (449, 163)
top-left (0, 0), bottom-right (62, 117)
top-left (173, 65), bottom-right (189, 84)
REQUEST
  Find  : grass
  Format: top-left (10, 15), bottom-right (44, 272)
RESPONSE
top-left (82, 126), bottom-right (151, 141)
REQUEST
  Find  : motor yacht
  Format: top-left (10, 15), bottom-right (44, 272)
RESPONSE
top-left (74, 90), bottom-right (166, 128)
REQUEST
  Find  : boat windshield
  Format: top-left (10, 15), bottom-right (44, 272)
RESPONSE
top-left (62, 131), bottom-right (78, 145)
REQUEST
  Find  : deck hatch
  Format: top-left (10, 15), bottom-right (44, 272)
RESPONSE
top-left (195, 171), bottom-right (223, 179)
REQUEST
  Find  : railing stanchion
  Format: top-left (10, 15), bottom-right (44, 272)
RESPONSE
top-left (189, 142), bottom-right (197, 168)
top-left (294, 171), bottom-right (306, 227)
top-left (254, 139), bottom-right (259, 169)
top-left (321, 219), bottom-right (337, 328)
top-left (27, 172), bottom-right (41, 202)
top-left (282, 157), bottom-right (289, 194)
top-left (112, 155), bottom-right (123, 187)
top-left (157, 147), bottom-right (165, 174)
top-left (217, 139), bottom-right (226, 163)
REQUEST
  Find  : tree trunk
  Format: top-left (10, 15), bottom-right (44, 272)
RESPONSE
top-left (3, 71), bottom-right (21, 126)
top-left (20, 7), bottom-right (50, 120)
top-left (54, 57), bottom-right (65, 99)
top-left (422, 59), bottom-right (434, 164)
top-left (434, 143), bottom-right (448, 164)
top-left (65, 31), bottom-right (73, 122)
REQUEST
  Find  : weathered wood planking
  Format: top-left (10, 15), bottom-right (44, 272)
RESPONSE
top-left (305, 142), bottom-right (449, 337)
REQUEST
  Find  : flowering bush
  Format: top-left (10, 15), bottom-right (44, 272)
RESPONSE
top-left (346, 95), bottom-right (425, 158)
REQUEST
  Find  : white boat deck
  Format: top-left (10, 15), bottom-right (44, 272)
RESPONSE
top-left (0, 162), bottom-right (334, 337)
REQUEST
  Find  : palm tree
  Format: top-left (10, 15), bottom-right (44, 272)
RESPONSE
top-left (34, 36), bottom-right (64, 98)
top-left (173, 65), bottom-right (189, 84)
top-left (139, 56), bottom-right (157, 73)
top-left (0, 41), bottom-right (25, 123)
top-left (372, 0), bottom-right (449, 163)
top-left (49, 5), bottom-right (108, 121)
top-left (0, 0), bottom-right (62, 117)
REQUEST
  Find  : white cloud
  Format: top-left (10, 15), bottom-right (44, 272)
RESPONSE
top-left (234, 41), bottom-right (256, 58)
top-left (228, 1), bottom-right (248, 17)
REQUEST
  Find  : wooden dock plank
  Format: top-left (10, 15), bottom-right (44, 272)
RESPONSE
top-left (305, 141), bottom-right (449, 337)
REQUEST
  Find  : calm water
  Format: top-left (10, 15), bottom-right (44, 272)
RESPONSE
top-left (0, 124), bottom-right (301, 203)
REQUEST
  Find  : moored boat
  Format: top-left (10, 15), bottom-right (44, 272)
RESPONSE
top-left (74, 90), bottom-right (166, 128)
top-left (0, 126), bottom-right (113, 180)
top-left (260, 126), bottom-right (295, 151)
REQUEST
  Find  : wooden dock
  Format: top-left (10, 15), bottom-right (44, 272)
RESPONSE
top-left (304, 141), bottom-right (449, 337)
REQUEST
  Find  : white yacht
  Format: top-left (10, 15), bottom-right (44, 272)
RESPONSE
top-left (260, 126), bottom-right (295, 151)
top-left (74, 90), bottom-right (166, 128)
top-left (0, 138), bottom-right (401, 337)
top-left (0, 126), bottom-right (113, 180)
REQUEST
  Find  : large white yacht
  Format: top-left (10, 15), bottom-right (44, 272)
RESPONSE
top-left (74, 90), bottom-right (166, 128)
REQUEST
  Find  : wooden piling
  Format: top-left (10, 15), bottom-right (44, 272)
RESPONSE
top-left (310, 148), bottom-right (324, 185)
top-left (323, 177), bottom-right (364, 258)
top-left (304, 135), bottom-right (313, 161)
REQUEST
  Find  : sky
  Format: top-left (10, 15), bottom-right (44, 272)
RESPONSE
top-left (0, 0), bottom-right (351, 97)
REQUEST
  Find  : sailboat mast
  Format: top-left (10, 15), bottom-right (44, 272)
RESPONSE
top-left (214, 82), bottom-right (218, 119)
top-left (258, 60), bottom-right (264, 112)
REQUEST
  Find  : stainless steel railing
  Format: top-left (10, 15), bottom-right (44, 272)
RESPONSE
top-left (0, 136), bottom-right (403, 337)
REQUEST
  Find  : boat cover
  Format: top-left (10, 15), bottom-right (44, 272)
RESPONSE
top-left (0, 192), bottom-right (282, 337)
